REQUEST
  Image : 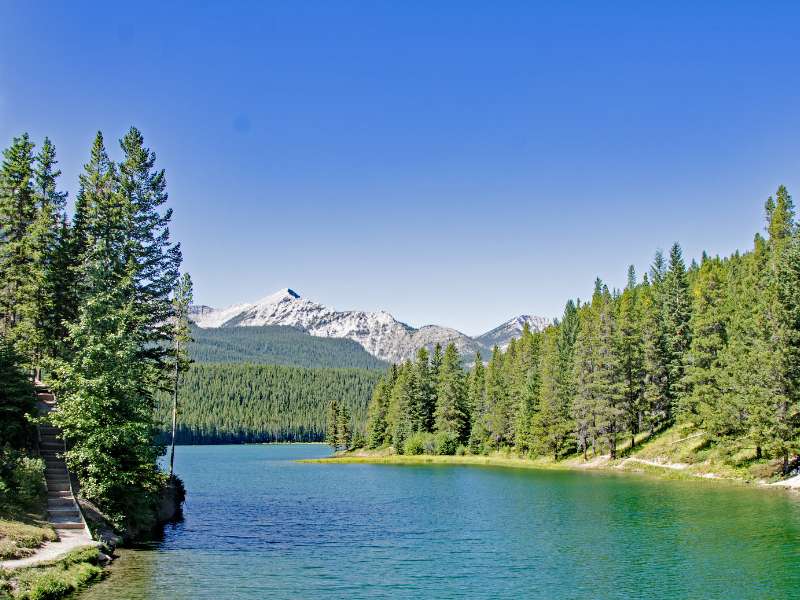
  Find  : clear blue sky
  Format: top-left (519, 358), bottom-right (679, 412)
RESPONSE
top-left (2, 2), bottom-right (799, 335)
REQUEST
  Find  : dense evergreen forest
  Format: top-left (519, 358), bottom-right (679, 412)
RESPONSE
top-left (188, 324), bottom-right (388, 369)
top-left (154, 363), bottom-right (379, 444)
top-left (0, 130), bottom-right (188, 532)
top-left (365, 188), bottom-right (800, 474)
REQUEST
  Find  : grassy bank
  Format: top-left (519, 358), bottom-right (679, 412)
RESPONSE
top-left (0, 547), bottom-right (104, 599)
top-left (0, 456), bottom-right (55, 562)
top-left (304, 423), bottom-right (798, 490)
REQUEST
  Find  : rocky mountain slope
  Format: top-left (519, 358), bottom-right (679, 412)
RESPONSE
top-left (474, 315), bottom-right (551, 350)
top-left (190, 288), bottom-right (548, 363)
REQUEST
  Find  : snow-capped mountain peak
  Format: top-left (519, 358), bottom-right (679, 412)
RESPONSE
top-left (474, 314), bottom-right (550, 350)
top-left (191, 289), bottom-right (548, 363)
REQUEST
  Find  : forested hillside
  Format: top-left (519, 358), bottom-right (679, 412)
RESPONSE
top-left (189, 324), bottom-right (388, 369)
top-left (365, 188), bottom-right (800, 476)
top-left (155, 363), bottom-right (380, 444)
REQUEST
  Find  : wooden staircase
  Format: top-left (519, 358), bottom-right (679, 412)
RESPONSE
top-left (36, 390), bottom-right (88, 533)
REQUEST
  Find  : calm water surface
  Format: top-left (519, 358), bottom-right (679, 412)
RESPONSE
top-left (81, 444), bottom-right (800, 599)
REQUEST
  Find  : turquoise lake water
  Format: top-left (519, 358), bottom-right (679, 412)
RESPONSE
top-left (80, 444), bottom-right (800, 599)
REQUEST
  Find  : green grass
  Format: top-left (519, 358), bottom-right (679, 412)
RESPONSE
top-left (1, 547), bottom-right (104, 600)
top-left (308, 422), bottom-right (792, 489)
top-left (0, 518), bottom-right (56, 561)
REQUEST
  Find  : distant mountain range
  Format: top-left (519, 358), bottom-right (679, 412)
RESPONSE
top-left (190, 288), bottom-right (549, 363)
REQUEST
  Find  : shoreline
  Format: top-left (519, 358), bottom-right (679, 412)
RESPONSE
top-left (301, 451), bottom-right (800, 493)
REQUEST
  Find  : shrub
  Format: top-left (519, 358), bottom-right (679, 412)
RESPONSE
top-left (455, 444), bottom-right (467, 456)
top-left (403, 432), bottom-right (426, 455)
top-left (0, 451), bottom-right (46, 514)
top-left (435, 431), bottom-right (459, 456)
top-left (404, 432), bottom-right (436, 455)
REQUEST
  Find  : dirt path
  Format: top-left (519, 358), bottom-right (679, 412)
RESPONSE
top-left (0, 530), bottom-right (97, 569)
top-left (619, 457), bottom-right (690, 470)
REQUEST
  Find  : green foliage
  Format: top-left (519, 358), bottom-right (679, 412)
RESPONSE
top-left (434, 431), bottom-right (459, 456)
top-left (404, 431), bottom-right (435, 456)
top-left (10, 548), bottom-right (103, 600)
top-left (188, 324), bottom-right (389, 369)
top-left (0, 337), bottom-right (35, 448)
top-left (364, 187), bottom-right (800, 470)
top-left (153, 363), bottom-right (380, 444)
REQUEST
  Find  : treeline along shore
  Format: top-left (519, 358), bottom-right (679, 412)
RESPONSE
top-left (349, 188), bottom-right (800, 483)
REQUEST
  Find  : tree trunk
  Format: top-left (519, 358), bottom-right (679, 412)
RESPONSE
top-left (784, 451), bottom-right (790, 475)
top-left (756, 445), bottom-right (762, 460)
top-left (631, 434), bottom-right (635, 451)
top-left (169, 353), bottom-right (179, 479)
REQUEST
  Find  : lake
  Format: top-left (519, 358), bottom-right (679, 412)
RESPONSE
top-left (81, 444), bottom-right (800, 599)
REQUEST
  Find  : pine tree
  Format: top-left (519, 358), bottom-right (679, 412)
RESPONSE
top-left (513, 324), bottom-right (541, 453)
top-left (686, 255), bottom-right (729, 430)
top-left (641, 257), bottom-right (670, 432)
top-left (325, 400), bottom-right (340, 448)
top-left (366, 376), bottom-right (391, 449)
top-left (762, 186), bottom-right (799, 470)
top-left (0, 134), bottom-right (37, 363)
top-left (169, 272), bottom-right (194, 478)
top-left (484, 346), bottom-right (510, 448)
top-left (118, 127), bottom-right (182, 369)
top-left (27, 138), bottom-right (68, 373)
top-left (388, 361), bottom-right (415, 452)
top-left (336, 403), bottom-right (352, 450)
top-left (434, 343), bottom-right (469, 443)
top-left (573, 280), bottom-right (622, 458)
top-left (0, 335), bottom-right (35, 447)
top-left (616, 266), bottom-right (645, 449)
top-left (467, 353), bottom-right (488, 452)
top-left (430, 343), bottom-right (443, 384)
top-left (663, 243), bottom-right (692, 421)
top-left (410, 347), bottom-right (434, 432)
top-left (50, 130), bottom-right (180, 531)
top-left (533, 324), bottom-right (573, 459)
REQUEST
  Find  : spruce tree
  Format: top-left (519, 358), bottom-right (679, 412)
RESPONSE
top-left (484, 346), bottom-right (510, 448)
top-left (662, 243), bottom-right (692, 421)
top-left (686, 255), bottom-right (729, 430)
top-left (616, 266), bottom-right (645, 449)
top-left (169, 272), bottom-right (194, 478)
top-left (533, 325), bottom-right (572, 459)
top-left (325, 400), bottom-right (340, 448)
top-left (118, 127), bottom-right (182, 369)
top-left (336, 403), bottom-right (352, 450)
top-left (0, 134), bottom-right (37, 362)
top-left (434, 343), bottom-right (469, 443)
top-left (366, 376), bottom-right (391, 448)
top-left (641, 264), bottom-right (670, 432)
top-left (410, 347), bottom-right (434, 432)
top-left (467, 353), bottom-right (488, 452)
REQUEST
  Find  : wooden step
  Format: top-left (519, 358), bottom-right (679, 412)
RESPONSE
top-left (47, 481), bottom-right (70, 492)
top-left (40, 442), bottom-right (63, 451)
top-left (39, 426), bottom-right (60, 435)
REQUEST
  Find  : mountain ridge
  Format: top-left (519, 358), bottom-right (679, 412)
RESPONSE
top-left (190, 288), bottom-right (549, 363)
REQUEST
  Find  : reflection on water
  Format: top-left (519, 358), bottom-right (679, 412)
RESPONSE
top-left (81, 444), bottom-right (800, 600)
